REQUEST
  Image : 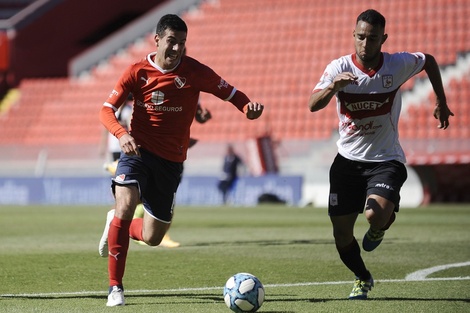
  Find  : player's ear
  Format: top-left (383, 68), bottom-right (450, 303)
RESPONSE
top-left (154, 34), bottom-right (160, 47)
top-left (381, 33), bottom-right (388, 44)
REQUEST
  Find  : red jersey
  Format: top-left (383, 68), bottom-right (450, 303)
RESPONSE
top-left (100, 53), bottom-right (247, 162)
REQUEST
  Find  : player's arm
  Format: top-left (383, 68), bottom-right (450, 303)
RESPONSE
top-left (229, 89), bottom-right (264, 120)
top-left (200, 64), bottom-right (263, 119)
top-left (308, 72), bottom-right (357, 112)
top-left (422, 53), bottom-right (454, 129)
top-left (100, 105), bottom-right (140, 157)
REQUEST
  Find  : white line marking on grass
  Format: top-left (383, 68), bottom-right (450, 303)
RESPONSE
top-left (1, 276), bottom-right (470, 298)
top-left (405, 261), bottom-right (470, 281)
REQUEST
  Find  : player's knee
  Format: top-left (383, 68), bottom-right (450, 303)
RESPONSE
top-left (144, 236), bottom-right (163, 246)
top-left (365, 197), bottom-right (394, 228)
top-left (332, 227), bottom-right (354, 247)
top-left (143, 231), bottom-right (165, 246)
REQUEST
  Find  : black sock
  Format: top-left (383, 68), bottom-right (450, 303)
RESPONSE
top-left (337, 238), bottom-right (371, 280)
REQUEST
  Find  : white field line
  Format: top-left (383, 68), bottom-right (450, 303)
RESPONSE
top-left (405, 261), bottom-right (470, 281)
top-left (1, 277), bottom-right (469, 298)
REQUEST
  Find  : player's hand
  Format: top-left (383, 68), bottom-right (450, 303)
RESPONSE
top-left (433, 103), bottom-right (454, 129)
top-left (195, 106), bottom-right (212, 124)
top-left (332, 72), bottom-right (358, 91)
top-left (243, 102), bottom-right (264, 120)
top-left (119, 133), bottom-right (141, 157)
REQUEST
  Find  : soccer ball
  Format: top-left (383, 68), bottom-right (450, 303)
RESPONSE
top-left (223, 273), bottom-right (265, 313)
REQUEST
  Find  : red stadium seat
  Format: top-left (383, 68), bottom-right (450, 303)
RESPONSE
top-left (0, 0), bottom-right (468, 165)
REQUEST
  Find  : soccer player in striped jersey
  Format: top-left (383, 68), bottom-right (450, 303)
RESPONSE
top-left (98, 14), bottom-right (263, 307)
top-left (308, 9), bottom-right (453, 300)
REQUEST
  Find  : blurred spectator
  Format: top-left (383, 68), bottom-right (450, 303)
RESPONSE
top-left (218, 144), bottom-right (243, 204)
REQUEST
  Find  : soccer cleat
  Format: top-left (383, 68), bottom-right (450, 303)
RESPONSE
top-left (104, 160), bottom-right (118, 176)
top-left (349, 276), bottom-right (374, 300)
top-left (362, 228), bottom-right (385, 252)
top-left (98, 209), bottom-right (115, 257)
top-left (159, 234), bottom-right (181, 248)
top-left (107, 285), bottom-right (125, 306)
top-left (132, 233), bottom-right (181, 248)
top-left (363, 212), bottom-right (396, 251)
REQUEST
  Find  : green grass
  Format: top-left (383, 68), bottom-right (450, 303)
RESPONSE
top-left (0, 204), bottom-right (469, 312)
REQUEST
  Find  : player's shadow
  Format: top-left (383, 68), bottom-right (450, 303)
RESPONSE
top-left (117, 293), bottom-right (299, 311)
top-left (368, 297), bottom-right (470, 303)
top-left (190, 239), bottom-right (333, 247)
top-left (5, 292), bottom-right (468, 309)
top-left (250, 290), bottom-right (470, 305)
top-left (272, 295), bottom-right (470, 303)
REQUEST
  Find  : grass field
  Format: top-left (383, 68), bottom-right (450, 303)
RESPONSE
top-left (0, 204), bottom-right (469, 312)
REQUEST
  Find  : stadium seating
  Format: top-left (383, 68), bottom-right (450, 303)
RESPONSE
top-left (0, 0), bottom-right (469, 165)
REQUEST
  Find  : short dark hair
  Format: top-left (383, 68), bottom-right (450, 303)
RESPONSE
top-left (156, 14), bottom-right (188, 36)
top-left (356, 9), bottom-right (386, 29)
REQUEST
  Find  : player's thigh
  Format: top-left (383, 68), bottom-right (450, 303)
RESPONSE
top-left (366, 160), bottom-right (407, 211)
top-left (328, 154), bottom-right (367, 216)
top-left (114, 184), bottom-right (140, 219)
top-left (141, 152), bottom-right (183, 223)
top-left (112, 151), bottom-right (150, 219)
top-left (142, 213), bottom-right (170, 245)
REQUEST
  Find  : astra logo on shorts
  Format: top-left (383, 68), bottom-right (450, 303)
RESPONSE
top-left (375, 183), bottom-right (394, 190)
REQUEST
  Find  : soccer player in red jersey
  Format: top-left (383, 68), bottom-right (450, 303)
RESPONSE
top-left (98, 14), bottom-right (263, 306)
top-left (308, 9), bottom-right (453, 300)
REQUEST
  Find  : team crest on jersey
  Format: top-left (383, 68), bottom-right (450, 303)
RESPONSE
top-left (382, 75), bottom-right (393, 88)
top-left (174, 76), bottom-right (186, 89)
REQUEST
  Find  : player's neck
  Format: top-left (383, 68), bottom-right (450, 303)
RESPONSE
top-left (353, 53), bottom-right (383, 73)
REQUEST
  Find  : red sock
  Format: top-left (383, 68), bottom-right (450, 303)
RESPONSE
top-left (129, 218), bottom-right (144, 241)
top-left (108, 217), bottom-right (132, 287)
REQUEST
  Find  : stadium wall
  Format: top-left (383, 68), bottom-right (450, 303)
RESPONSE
top-left (0, 175), bottom-right (302, 206)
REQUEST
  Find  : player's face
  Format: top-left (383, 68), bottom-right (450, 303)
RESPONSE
top-left (353, 21), bottom-right (387, 67)
top-left (154, 29), bottom-right (187, 70)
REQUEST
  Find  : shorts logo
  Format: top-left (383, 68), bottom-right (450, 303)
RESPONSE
top-left (375, 182), bottom-right (394, 190)
top-left (329, 193), bottom-right (338, 206)
top-left (115, 174), bottom-right (125, 182)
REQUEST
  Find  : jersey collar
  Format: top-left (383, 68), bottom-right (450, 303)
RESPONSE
top-left (147, 52), bottom-right (181, 74)
top-left (352, 53), bottom-right (384, 77)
